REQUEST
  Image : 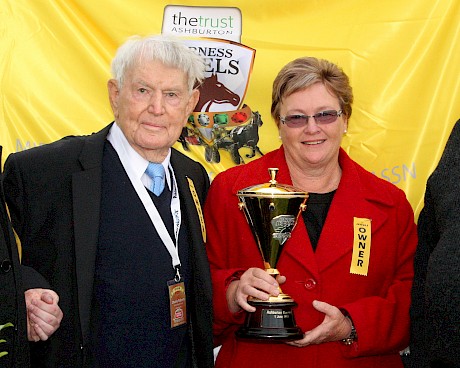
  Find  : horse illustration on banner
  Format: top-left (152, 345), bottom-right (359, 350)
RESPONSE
top-left (215, 110), bottom-right (263, 164)
top-left (179, 105), bottom-right (264, 165)
top-left (195, 74), bottom-right (240, 112)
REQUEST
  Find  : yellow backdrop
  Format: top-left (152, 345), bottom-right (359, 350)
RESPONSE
top-left (1, 0), bottom-right (460, 219)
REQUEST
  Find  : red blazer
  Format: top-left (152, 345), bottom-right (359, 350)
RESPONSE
top-left (204, 147), bottom-right (417, 368)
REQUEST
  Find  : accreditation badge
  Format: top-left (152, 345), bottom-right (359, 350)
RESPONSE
top-left (167, 279), bottom-right (187, 328)
top-left (350, 217), bottom-right (372, 276)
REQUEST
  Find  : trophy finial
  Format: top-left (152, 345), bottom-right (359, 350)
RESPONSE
top-left (268, 168), bottom-right (279, 186)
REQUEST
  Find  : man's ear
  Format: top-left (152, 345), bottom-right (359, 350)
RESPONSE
top-left (186, 89), bottom-right (200, 117)
top-left (107, 79), bottom-right (120, 118)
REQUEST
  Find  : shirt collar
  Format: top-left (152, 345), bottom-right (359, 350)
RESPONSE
top-left (107, 122), bottom-right (172, 189)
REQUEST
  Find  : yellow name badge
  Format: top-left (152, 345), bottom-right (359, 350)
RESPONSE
top-left (350, 217), bottom-right (372, 276)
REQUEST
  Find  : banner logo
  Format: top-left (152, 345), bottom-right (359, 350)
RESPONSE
top-left (162, 5), bottom-right (242, 42)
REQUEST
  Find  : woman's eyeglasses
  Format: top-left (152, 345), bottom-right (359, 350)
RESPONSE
top-left (279, 110), bottom-right (343, 128)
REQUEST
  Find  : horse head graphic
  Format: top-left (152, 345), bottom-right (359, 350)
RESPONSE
top-left (195, 73), bottom-right (240, 112)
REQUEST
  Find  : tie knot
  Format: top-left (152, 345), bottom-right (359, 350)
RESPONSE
top-left (145, 162), bottom-right (165, 196)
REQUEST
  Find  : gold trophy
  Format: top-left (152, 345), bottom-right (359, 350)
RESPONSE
top-left (235, 168), bottom-right (308, 341)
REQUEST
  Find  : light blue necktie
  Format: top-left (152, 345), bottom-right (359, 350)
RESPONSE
top-left (145, 162), bottom-right (165, 196)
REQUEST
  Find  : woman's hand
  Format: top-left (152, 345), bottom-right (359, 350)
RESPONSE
top-left (226, 268), bottom-right (286, 313)
top-left (287, 300), bottom-right (352, 347)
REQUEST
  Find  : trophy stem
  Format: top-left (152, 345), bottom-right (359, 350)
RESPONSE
top-left (238, 266), bottom-right (303, 341)
top-left (264, 266), bottom-right (279, 276)
top-left (257, 267), bottom-right (294, 302)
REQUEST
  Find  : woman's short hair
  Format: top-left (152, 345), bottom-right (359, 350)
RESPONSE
top-left (111, 34), bottom-right (206, 93)
top-left (271, 57), bottom-right (353, 125)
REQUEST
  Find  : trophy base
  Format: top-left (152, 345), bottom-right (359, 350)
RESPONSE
top-left (235, 299), bottom-right (303, 341)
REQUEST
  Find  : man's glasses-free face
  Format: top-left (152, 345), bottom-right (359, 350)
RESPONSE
top-left (279, 110), bottom-right (343, 128)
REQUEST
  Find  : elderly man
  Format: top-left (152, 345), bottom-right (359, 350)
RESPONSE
top-left (3, 34), bottom-right (214, 367)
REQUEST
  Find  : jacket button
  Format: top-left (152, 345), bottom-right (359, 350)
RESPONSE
top-left (1, 259), bottom-right (12, 273)
top-left (304, 278), bottom-right (317, 290)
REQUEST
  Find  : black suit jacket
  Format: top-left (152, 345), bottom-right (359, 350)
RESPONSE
top-left (0, 146), bottom-right (30, 367)
top-left (407, 119), bottom-right (460, 368)
top-left (3, 125), bottom-right (214, 367)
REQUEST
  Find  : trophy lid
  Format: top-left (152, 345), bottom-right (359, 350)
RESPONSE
top-left (237, 168), bottom-right (308, 198)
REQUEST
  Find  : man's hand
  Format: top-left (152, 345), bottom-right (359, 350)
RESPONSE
top-left (25, 289), bottom-right (63, 342)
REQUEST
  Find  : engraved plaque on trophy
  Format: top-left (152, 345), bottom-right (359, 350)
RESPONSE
top-left (235, 168), bottom-right (308, 341)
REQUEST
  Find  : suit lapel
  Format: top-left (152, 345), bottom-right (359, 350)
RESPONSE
top-left (72, 125), bottom-right (111, 342)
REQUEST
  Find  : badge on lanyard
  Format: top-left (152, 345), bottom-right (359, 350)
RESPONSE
top-left (168, 271), bottom-right (187, 329)
top-left (350, 217), bottom-right (372, 276)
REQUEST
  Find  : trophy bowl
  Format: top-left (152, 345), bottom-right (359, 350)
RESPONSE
top-left (235, 168), bottom-right (308, 341)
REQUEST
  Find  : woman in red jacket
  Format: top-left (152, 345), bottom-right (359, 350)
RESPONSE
top-left (204, 56), bottom-right (417, 367)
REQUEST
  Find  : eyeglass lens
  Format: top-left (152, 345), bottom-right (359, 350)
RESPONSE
top-left (281, 110), bottom-right (342, 127)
